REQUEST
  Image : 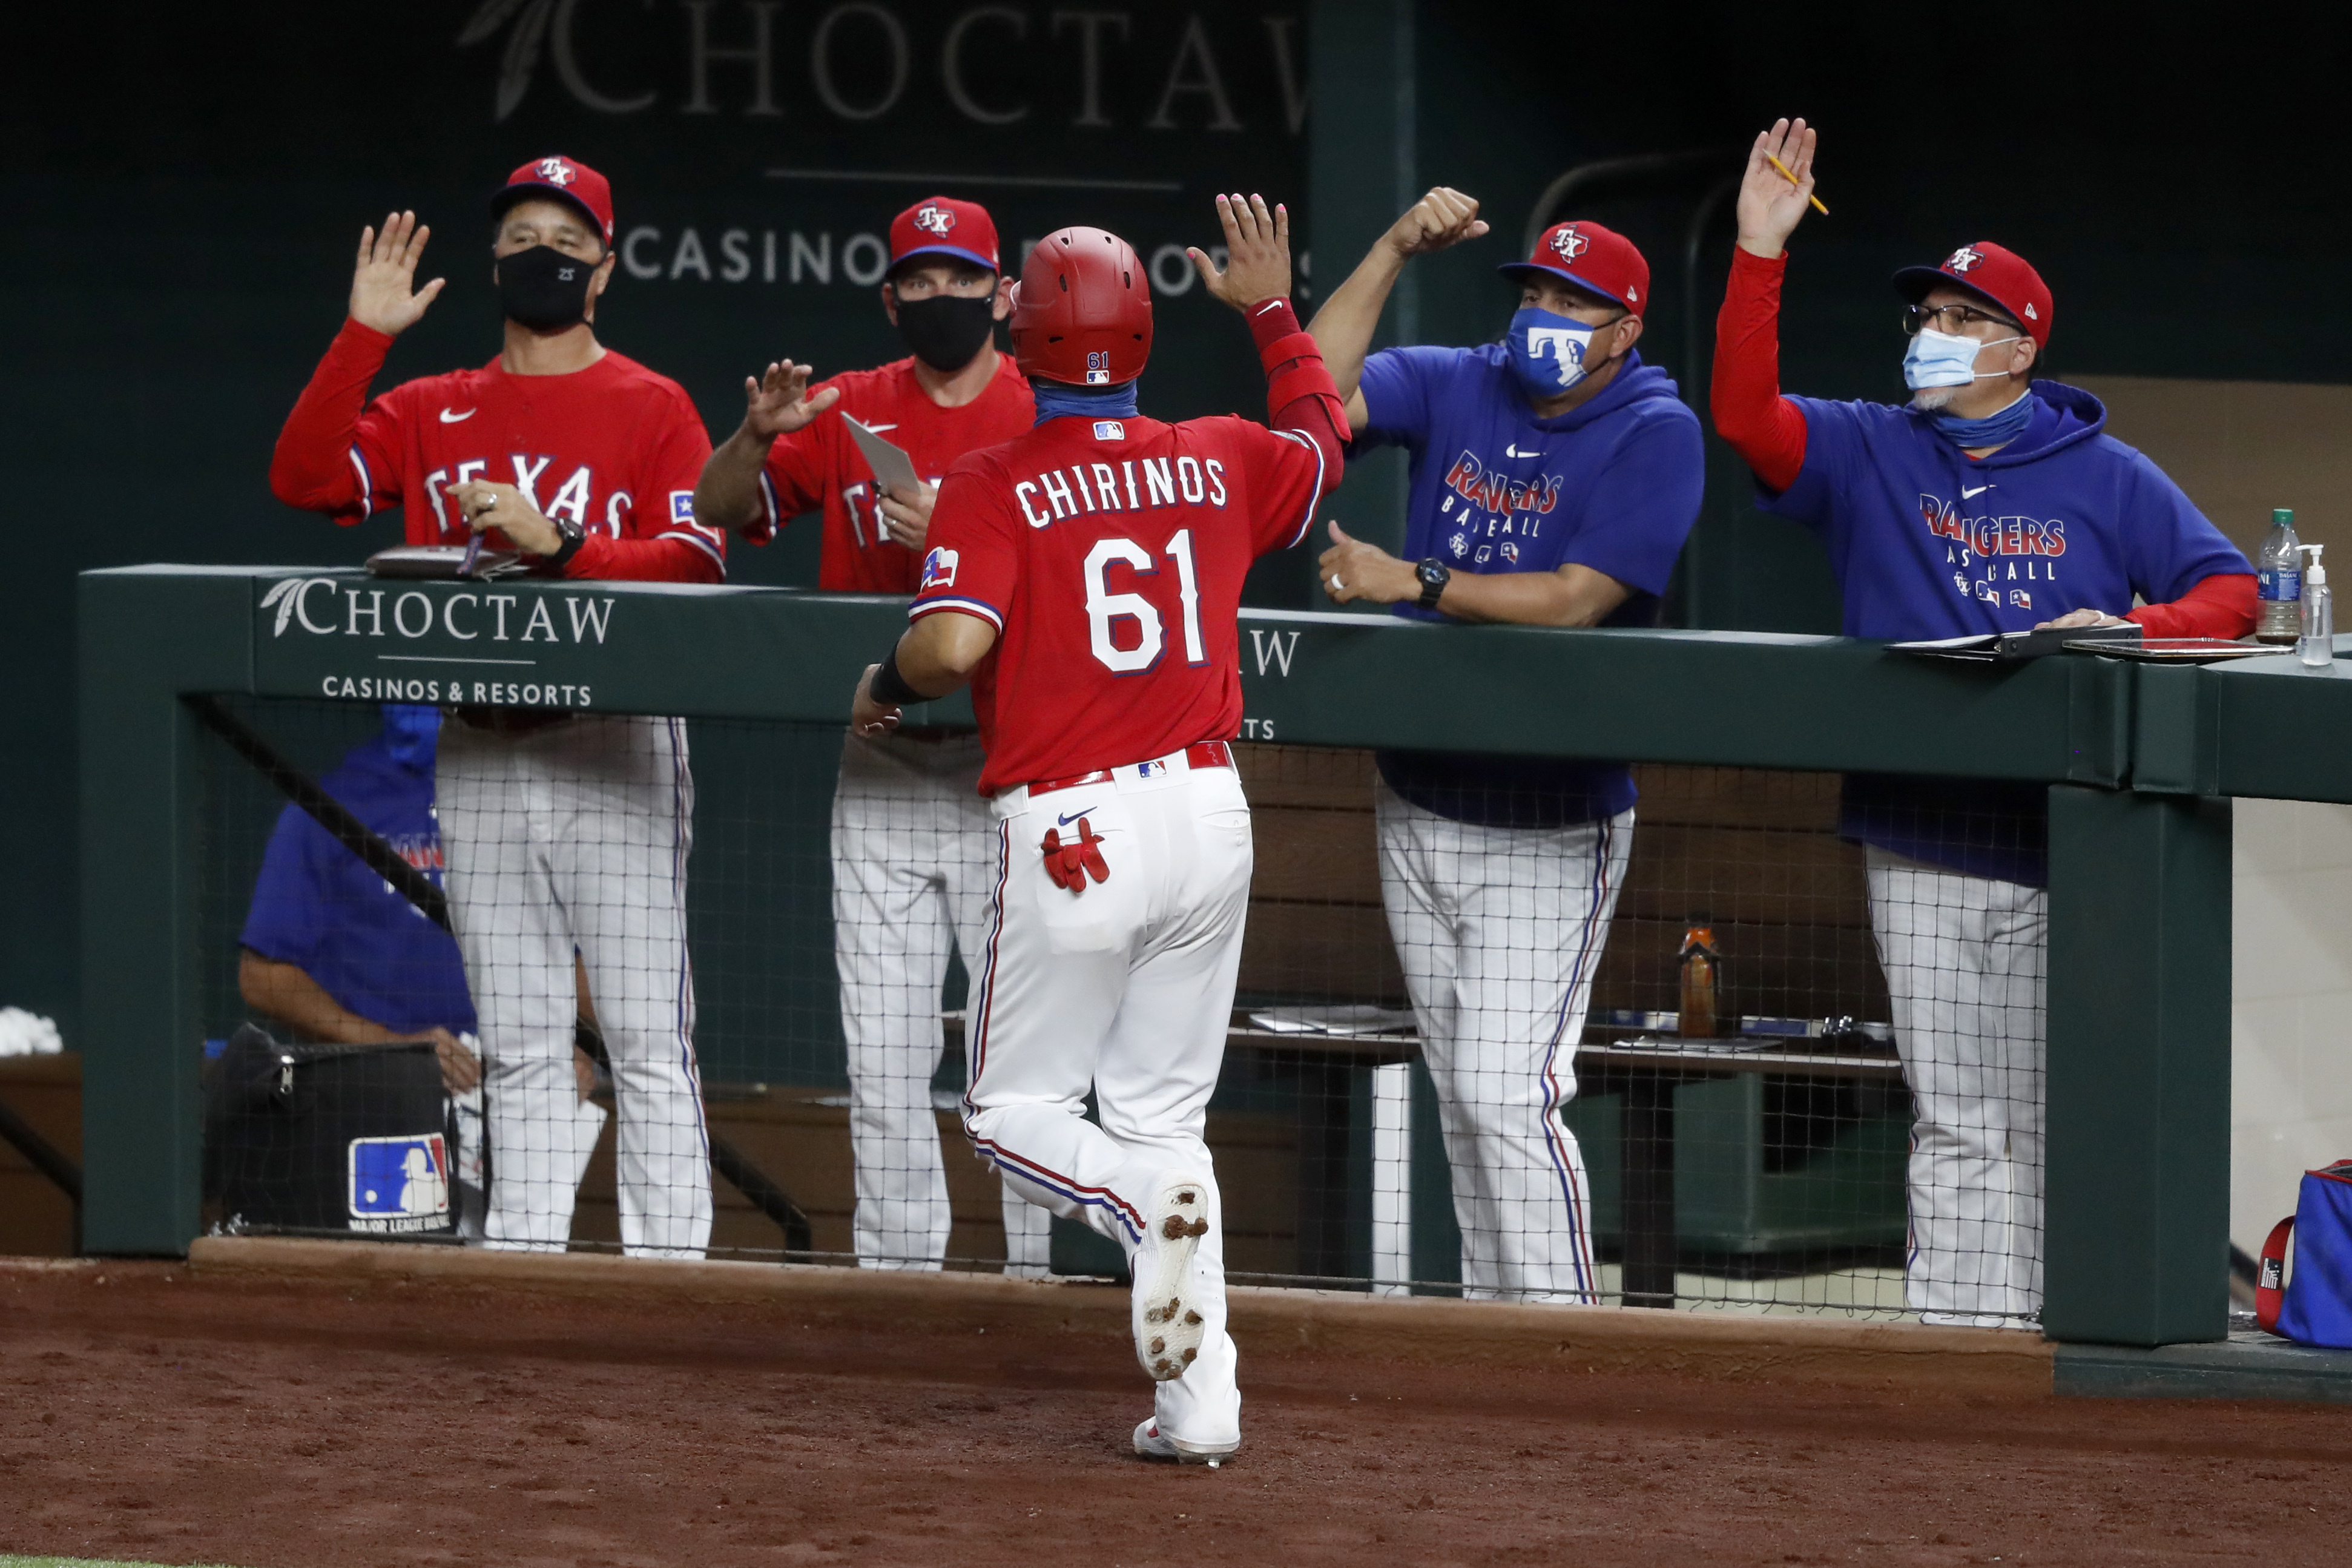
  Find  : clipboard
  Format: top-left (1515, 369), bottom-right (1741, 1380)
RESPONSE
top-left (842, 413), bottom-right (921, 497)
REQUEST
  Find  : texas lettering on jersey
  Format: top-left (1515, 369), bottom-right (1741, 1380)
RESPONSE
top-left (399, 452), bottom-right (699, 552)
top-left (912, 412), bottom-right (1329, 795)
top-left (1919, 488), bottom-right (2070, 608)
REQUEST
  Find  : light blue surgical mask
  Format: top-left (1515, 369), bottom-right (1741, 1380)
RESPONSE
top-left (1902, 324), bottom-right (2022, 391)
top-left (1506, 306), bottom-right (1599, 398)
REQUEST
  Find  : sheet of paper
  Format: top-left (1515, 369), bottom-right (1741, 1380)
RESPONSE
top-left (842, 413), bottom-right (921, 498)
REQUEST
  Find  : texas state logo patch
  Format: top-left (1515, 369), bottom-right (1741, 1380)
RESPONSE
top-left (920, 546), bottom-right (959, 591)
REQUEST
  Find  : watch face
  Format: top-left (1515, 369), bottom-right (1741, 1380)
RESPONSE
top-left (1418, 561), bottom-right (1446, 587)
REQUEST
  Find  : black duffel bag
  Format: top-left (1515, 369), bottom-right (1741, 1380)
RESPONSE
top-left (203, 1023), bottom-right (454, 1236)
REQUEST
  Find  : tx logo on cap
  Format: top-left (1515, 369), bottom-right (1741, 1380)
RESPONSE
top-left (535, 157), bottom-right (577, 187)
top-left (914, 204), bottom-right (955, 237)
top-left (1550, 225), bottom-right (1589, 260)
top-left (1945, 246), bottom-right (1983, 273)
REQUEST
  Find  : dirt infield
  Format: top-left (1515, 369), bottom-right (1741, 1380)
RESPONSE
top-left (4, 1259), bottom-right (2350, 1567)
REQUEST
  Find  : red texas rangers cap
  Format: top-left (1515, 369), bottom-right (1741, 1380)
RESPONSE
top-left (1498, 220), bottom-right (1650, 317)
top-left (491, 155), bottom-right (614, 248)
top-left (889, 196), bottom-right (1001, 277)
top-left (1894, 242), bottom-right (2054, 348)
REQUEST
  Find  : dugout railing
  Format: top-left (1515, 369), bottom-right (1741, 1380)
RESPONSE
top-left (80, 562), bottom-right (2344, 1348)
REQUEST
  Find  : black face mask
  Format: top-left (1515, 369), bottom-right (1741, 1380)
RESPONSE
top-left (496, 244), bottom-right (597, 332)
top-left (894, 292), bottom-right (998, 372)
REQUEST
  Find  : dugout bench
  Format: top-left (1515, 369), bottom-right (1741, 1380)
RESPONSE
top-left (77, 564), bottom-right (2352, 1348)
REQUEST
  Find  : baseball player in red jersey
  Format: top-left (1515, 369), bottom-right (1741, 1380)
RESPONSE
top-left (849, 195), bottom-right (1348, 1466)
top-left (695, 197), bottom-right (1048, 1275)
top-left (269, 156), bottom-right (723, 1258)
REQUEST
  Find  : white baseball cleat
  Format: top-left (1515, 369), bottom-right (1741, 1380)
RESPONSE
top-left (1133, 1417), bottom-right (1236, 1468)
top-left (1134, 1174), bottom-right (1213, 1382)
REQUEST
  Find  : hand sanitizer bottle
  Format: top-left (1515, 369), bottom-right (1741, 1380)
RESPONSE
top-left (2298, 544), bottom-right (2332, 668)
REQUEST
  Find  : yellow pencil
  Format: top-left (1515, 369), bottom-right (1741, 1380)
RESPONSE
top-left (1766, 152), bottom-right (1830, 216)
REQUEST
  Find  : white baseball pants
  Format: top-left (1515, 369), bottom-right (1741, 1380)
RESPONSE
top-left (963, 753), bottom-right (1253, 1448)
top-left (832, 730), bottom-right (1050, 1273)
top-left (1865, 847), bottom-right (2047, 1326)
top-left (1375, 782), bottom-right (1633, 1304)
top-left (438, 715), bottom-right (713, 1259)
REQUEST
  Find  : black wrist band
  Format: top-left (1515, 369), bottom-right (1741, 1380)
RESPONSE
top-left (868, 644), bottom-right (924, 705)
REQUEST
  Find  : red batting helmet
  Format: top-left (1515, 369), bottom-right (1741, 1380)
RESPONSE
top-left (1009, 227), bottom-right (1153, 386)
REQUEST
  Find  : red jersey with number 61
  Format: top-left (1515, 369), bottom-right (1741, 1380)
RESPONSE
top-left (911, 410), bottom-right (1331, 794)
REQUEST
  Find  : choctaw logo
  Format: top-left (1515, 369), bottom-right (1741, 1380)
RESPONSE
top-left (913, 204), bottom-right (956, 237)
top-left (535, 157), bottom-right (577, 187)
top-left (1945, 246), bottom-right (1985, 273)
top-left (1550, 226), bottom-right (1589, 260)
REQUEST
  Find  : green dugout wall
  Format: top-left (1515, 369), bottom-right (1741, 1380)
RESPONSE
top-left (81, 564), bottom-right (2352, 1346)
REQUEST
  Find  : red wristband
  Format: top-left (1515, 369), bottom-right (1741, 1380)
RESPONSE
top-left (1245, 297), bottom-right (1302, 353)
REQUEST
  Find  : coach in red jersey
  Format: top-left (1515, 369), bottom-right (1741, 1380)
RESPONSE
top-left (269, 156), bottom-right (719, 1260)
top-left (693, 197), bottom-right (1047, 1277)
top-left (849, 196), bottom-right (1347, 1466)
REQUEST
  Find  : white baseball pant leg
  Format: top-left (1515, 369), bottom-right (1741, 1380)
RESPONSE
top-left (832, 730), bottom-right (1050, 1272)
top-left (1375, 781), bottom-right (1633, 1304)
top-left (963, 757), bottom-right (1253, 1448)
top-left (440, 715), bottom-right (713, 1259)
top-left (1865, 847), bottom-right (2047, 1325)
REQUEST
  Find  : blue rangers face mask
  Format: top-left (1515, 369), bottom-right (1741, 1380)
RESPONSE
top-left (1505, 306), bottom-right (1600, 398)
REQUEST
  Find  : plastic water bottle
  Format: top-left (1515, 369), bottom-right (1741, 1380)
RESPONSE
top-left (2299, 544), bottom-right (2333, 669)
top-left (2257, 507), bottom-right (2304, 644)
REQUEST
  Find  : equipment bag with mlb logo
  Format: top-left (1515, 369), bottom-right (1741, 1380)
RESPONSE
top-left (2256, 1159), bottom-right (2352, 1348)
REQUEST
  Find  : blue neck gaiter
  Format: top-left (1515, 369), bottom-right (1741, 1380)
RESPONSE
top-left (1033, 378), bottom-right (1141, 426)
top-left (1928, 389), bottom-right (2035, 450)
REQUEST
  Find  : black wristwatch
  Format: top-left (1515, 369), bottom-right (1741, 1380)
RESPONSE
top-left (1415, 558), bottom-right (1451, 611)
top-left (544, 515), bottom-right (587, 572)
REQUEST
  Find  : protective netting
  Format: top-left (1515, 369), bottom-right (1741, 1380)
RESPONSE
top-left (192, 700), bottom-right (2046, 1323)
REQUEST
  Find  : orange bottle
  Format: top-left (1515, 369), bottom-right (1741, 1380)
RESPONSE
top-left (1679, 924), bottom-right (1722, 1039)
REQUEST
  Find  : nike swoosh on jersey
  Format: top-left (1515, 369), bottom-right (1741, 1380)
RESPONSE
top-left (1056, 809), bottom-right (1095, 827)
top-left (1962, 484), bottom-right (1992, 499)
top-left (864, 422), bottom-right (898, 432)
top-left (1505, 443), bottom-right (1537, 458)
top-left (439, 407), bottom-right (477, 423)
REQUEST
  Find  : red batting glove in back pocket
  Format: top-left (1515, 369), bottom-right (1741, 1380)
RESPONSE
top-left (1041, 819), bottom-right (1111, 894)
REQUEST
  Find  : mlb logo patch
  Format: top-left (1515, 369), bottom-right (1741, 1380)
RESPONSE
top-left (1093, 420), bottom-right (1126, 441)
top-left (920, 546), bottom-right (959, 591)
top-left (348, 1134), bottom-right (450, 1233)
top-left (2009, 589), bottom-right (2032, 609)
top-left (1135, 759), bottom-right (1168, 779)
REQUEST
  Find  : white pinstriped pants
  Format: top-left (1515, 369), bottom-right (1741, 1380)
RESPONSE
top-left (1375, 782), bottom-right (1633, 1304)
top-left (832, 730), bottom-right (1051, 1273)
top-left (438, 715), bottom-right (713, 1259)
top-left (1865, 848), bottom-right (2046, 1326)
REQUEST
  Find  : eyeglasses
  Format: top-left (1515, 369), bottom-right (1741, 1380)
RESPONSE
top-left (1903, 301), bottom-right (2023, 337)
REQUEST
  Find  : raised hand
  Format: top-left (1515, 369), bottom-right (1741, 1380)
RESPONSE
top-left (1384, 186), bottom-right (1489, 260)
top-left (1735, 119), bottom-right (1819, 260)
top-left (741, 359), bottom-right (842, 441)
top-left (349, 211), bottom-right (445, 337)
top-left (1190, 193), bottom-right (1291, 312)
